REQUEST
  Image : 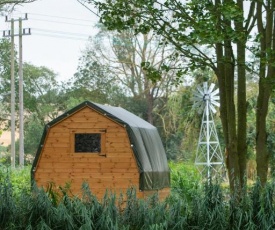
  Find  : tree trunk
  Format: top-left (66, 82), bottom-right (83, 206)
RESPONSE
top-left (235, 0), bottom-right (247, 188)
top-left (213, 0), bottom-right (244, 192)
top-left (255, 0), bottom-right (275, 186)
top-left (146, 90), bottom-right (154, 124)
top-left (215, 38), bottom-right (241, 191)
top-left (256, 79), bottom-right (271, 185)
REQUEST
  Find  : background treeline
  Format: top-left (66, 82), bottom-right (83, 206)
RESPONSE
top-left (1, 28), bottom-right (275, 178)
top-left (2, 1), bottom-right (275, 190)
top-left (1, 164), bottom-right (275, 230)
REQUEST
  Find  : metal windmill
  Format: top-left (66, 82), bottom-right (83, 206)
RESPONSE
top-left (192, 82), bottom-right (224, 179)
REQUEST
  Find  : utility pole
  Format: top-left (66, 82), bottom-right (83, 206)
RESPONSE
top-left (10, 19), bottom-right (15, 168)
top-left (18, 17), bottom-right (24, 167)
top-left (3, 14), bottom-right (31, 167)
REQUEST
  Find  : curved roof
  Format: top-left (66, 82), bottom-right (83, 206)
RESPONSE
top-left (32, 101), bottom-right (170, 190)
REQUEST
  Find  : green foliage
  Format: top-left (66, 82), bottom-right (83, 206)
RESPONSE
top-left (161, 71), bottom-right (221, 161)
top-left (0, 145), bottom-right (9, 165)
top-left (169, 161), bottom-right (201, 201)
top-left (3, 164), bottom-right (275, 228)
top-left (0, 166), bottom-right (31, 197)
top-left (0, 171), bottom-right (17, 229)
top-left (141, 61), bottom-right (162, 83)
top-left (92, 0), bottom-right (247, 69)
top-left (21, 115), bottom-right (44, 156)
top-left (23, 63), bottom-right (62, 125)
top-left (0, 38), bottom-right (16, 128)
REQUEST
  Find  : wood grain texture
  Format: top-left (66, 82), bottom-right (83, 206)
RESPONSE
top-left (34, 105), bottom-right (169, 200)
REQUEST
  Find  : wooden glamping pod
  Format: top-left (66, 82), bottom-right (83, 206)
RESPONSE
top-left (31, 101), bottom-right (170, 200)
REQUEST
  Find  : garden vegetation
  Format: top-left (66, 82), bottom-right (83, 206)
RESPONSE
top-left (1, 164), bottom-right (275, 229)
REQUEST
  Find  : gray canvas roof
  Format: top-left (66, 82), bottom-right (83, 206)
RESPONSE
top-left (32, 101), bottom-right (170, 190)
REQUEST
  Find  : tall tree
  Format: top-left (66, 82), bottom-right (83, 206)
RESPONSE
top-left (89, 0), bottom-right (257, 191)
top-left (65, 56), bottom-right (128, 112)
top-left (0, 38), bottom-right (15, 127)
top-left (74, 27), bottom-right (181, 124)
top-left (0, 61), bottom-right (62, 130)
top-left (23, 63), bottom-right (62, 126)
top-left (254, 0), bottom-right (275, 185)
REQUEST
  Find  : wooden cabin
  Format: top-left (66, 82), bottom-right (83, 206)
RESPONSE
top-left (31, 101), bottom-right (170, 200)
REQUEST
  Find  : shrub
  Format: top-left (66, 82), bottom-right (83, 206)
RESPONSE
top-left (3, 163), bottom-right (275, 229)
top-left (169, 161), bottom-right (201, 201)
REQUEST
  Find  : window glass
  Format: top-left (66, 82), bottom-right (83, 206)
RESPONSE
top-left (75, 133), bottom-right (101, 153)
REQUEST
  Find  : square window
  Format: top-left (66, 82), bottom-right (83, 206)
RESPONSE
top-left (75, 133), bottom-right (101, 153)
top-left (70, 129), bottom-right (106, 156)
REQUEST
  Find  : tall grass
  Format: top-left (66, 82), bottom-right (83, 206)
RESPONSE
top-left (2, 165), bottom-right (275, 229)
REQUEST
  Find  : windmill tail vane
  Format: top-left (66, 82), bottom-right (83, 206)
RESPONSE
top-left (193, 82), bottom-right (225, 179)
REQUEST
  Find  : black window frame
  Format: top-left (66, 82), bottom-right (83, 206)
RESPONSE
top-left (70, 129), bottom-right (106, 156)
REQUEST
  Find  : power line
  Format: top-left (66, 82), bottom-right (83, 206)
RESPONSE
top-left (27, 12), bottom-right (98, 22)
top-left (33, 32), bottom-right (89, 41)
top-left (30, 18), bottom-right (94, 27)
top-left (7, 11), bottom-right (98, 23)
top-left (1, 26), bottom-right (93, 41)
top-left (0, 13), bottom-right (99, 40)
top-left (33, 28), bottom-right (91, 37)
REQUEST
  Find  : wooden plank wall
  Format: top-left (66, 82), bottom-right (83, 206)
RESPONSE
top-left (34, 106), bottom-right (169, 200)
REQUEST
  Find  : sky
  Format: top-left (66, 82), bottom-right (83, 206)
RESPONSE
top-left (0, 0), bottom-right (99, 82)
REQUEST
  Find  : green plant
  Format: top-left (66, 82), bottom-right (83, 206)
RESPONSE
top-left (169, 161), bottom-right (201, 201)
top-left (4, 161), bottom-right (275, 229)
top-left (0, 172), bottom-right (17, 229)
top-left (10, 166), bottom-right (31, 197)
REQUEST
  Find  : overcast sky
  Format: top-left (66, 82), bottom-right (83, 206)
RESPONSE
top-left (0, 0), bottom-right (99, 82)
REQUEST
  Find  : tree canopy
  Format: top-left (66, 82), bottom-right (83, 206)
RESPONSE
top-left (88, 0), bottom-right (275, 190)
top-left (0, 0), bottom-right (35, 7)
top-left (73, 26), bottom-right (182, 124)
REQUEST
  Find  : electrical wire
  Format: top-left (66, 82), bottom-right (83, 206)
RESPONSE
top-left (0, 11), bottom-right (99, 41)
top-left (33, 32), bottom-right (89, 41)
top-left (29, 18), bottom-right (94, 27)
top-left (0, 27), bottom-right (93, 40)
top-left (27, 12), bottom-right (98, 22)
top-left (0, 27), bottom-right (93, 41)
top-left (33, 28), bottom-right (92, 37)
top-left (7, 11), bottom-right (98, 23)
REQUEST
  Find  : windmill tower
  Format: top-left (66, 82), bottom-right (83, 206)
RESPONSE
top-left (193, 82), bottom-right (224, 179)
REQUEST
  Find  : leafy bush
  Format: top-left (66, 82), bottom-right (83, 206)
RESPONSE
top-left (169, 161), bottom-right (201, 201)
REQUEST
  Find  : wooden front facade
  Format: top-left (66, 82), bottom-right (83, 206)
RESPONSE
top-left (32, 105), bottom-right (170, 200)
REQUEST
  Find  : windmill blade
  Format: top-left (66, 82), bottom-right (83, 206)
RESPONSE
top-left (192, 82), bottom-right (221, 114)
top-left (211, 88), bottom-right (219, 97)
top-left (211, 100), bottom-right (220, 108)
top-left (203, 82), bottom-right (208, 94)
top-left (192, 100), bottom-right (200, 107)
top-left (198, 105), bottom-right (205, 114)
top-left (208, 83), bottom-right (215, 94)
top-left (192, 93), bottom-right (205, 101)
top-left (197, 85), bottom-right (204, 96)
top-left (209, 103), bottom-right (217, 114)
top-left (192, 100), bottom-right (204, 109)
top-left (193, 100), bottom-right (204, 110)
top-left (191, 96), bottom-right (204, 103)
top-left (193, 91), bottom-right (204, 99)
top-left (211, 95), bottom-right (220, 101)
